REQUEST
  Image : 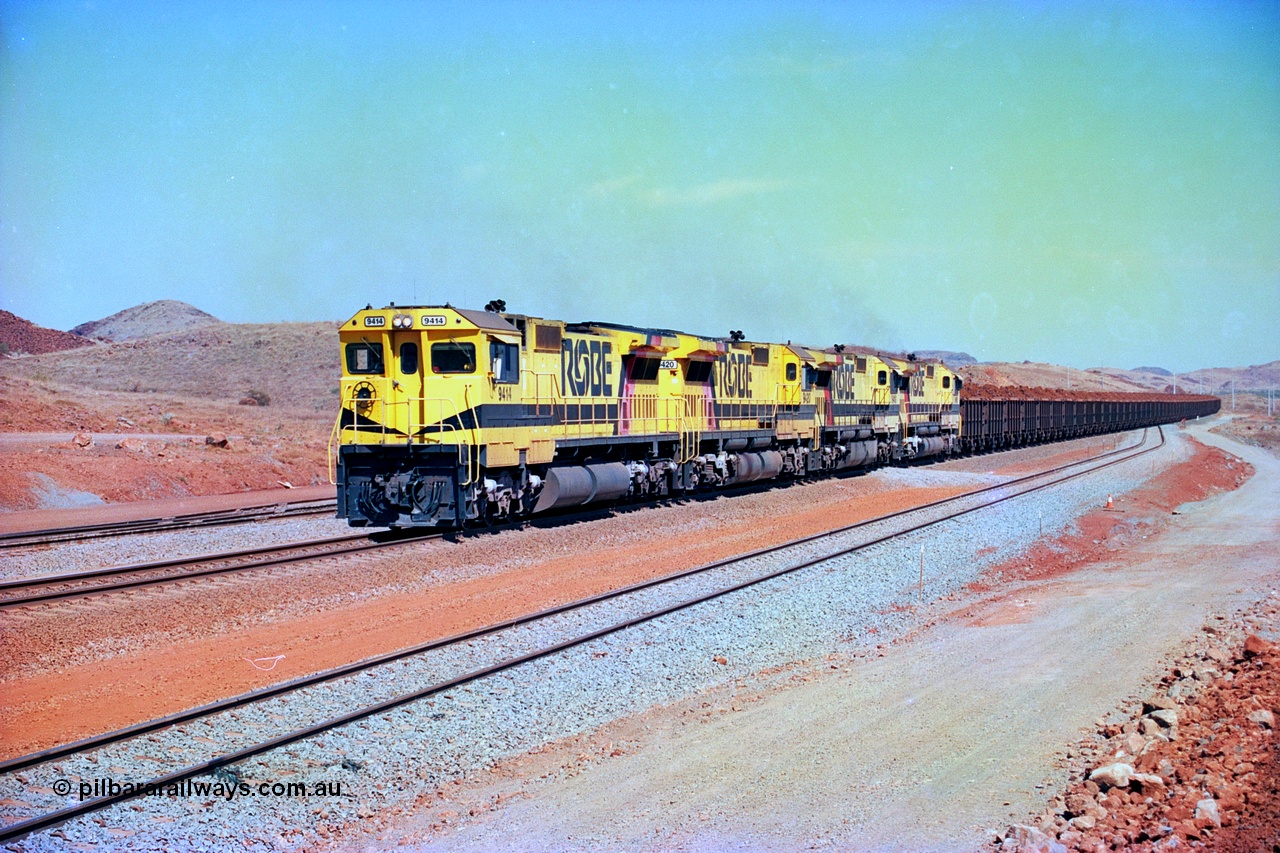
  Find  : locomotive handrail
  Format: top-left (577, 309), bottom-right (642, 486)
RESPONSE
top-left (326, 408), bottom-right (343, 486)
top-left (461, 384), bottom-right (478, 487)
top-left (518, 369), bottom-right (562, 418)
top-left (335, 381), bottom-right (471, 452)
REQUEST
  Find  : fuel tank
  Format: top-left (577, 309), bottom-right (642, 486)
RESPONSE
top-left (533, 463), bottom-right (633, 513)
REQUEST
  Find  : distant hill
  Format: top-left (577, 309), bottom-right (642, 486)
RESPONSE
top-left (0, 310), bottom-right (95, 356)
top-left (71, 300), bottom-right (220, 342)
top-left (962, 360), bottom-right (1278, 401)
top-left (909, 350), bottom-right (977, 367)
top-left (959, 362), bottom-right (1146, 393)
top-left (1088, 361), bottom-right (1280, 396)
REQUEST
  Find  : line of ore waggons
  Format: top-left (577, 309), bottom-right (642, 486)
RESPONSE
top-left (332, 304), bottom-right (1219, 528)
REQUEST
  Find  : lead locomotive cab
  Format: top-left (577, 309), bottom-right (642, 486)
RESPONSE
top-left (334, 304), bottom-right (524, 528)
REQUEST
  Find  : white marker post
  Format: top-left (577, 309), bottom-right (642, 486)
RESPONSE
top-left (918, 544), bottom-right (925, 608)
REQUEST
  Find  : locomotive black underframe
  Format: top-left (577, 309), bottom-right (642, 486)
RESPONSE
top-left (337, 396), bottom-right (1219, 528)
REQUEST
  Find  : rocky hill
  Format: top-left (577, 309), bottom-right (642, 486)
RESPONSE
top-left (71, 300), bottom-right (220, 342)
top-left (0, 310), bottom-right (96, 356)
top-left (0, 321), bottom-right (338, 412)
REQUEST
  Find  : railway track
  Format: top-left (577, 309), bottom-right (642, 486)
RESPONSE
top-left (0, 433), bottom-right (1144, 610)
top-left (0, 529), bottom-right (395, 609)
top-left (0, 497), bottom-right (338, 550)
top-left (0, 426), bottom-right (1165, 843)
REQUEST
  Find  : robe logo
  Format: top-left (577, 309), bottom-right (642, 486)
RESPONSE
top-left (830, 364), bottom-right (858, 400)
top-left (713, 352), bottom-right (753, 398)
top-left (561, 338), bottom-right (614, 397)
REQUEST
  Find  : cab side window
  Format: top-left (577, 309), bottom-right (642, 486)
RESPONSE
top-left (786, 363), bottom-right (797, 382)
top-left (490, 342), bottom-right (519, 383)
top-left (685, 361), bottom-right (713, 383)
top-left (631, 358), bottom-right (661, 382)
top-left (877, 370), bottom-right (887, 386)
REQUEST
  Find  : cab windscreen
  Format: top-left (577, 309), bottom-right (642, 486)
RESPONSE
top-left (432, 341), bottom-right (476, 373)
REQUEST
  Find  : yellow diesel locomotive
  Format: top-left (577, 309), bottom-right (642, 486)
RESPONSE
top-left (332, 304), bottom-right (960, 528)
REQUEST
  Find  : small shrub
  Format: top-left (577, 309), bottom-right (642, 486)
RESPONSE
top-left (243, 389), bottom-right (271, 406)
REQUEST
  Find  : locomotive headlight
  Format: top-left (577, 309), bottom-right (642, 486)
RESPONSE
top-left (392, 314), bottom-right (413, 329)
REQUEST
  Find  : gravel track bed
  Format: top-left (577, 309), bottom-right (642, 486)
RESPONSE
top-left (1, 428), bottom-right (1191, 852)
top-left (938, 433), bottom-right (1124, 473)
top-left (0, 516), bottom-right (356, 584)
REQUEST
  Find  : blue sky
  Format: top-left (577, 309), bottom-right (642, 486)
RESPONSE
top-left (2, 1), bottom-right (1277, 370)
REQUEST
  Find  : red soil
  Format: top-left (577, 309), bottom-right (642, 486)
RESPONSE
top-left (0, 438), bottom-right (329, 510)
top-left (0, 378), bottom-right (331, 509)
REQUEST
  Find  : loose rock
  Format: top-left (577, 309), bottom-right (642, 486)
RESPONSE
top-left (1194, 798), bottom-right (1221, 828)
top-left (1246, 708), bottom-right (1274, 729)
top-left (1243, 634), bottom-right (1276, 659)
top-left (1088, 763), bottom-right (1134, 789)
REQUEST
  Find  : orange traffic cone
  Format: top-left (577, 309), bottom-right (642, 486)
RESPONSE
top-left (1105, 494), bottom-right (1114, 509)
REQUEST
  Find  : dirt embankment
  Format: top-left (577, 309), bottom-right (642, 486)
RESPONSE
top-left (967, 439), bottom-right (1252, 592)
top-left (0, 321), bottom-right (338, 411)
top-left (0, 317), bottom-right (339, 508)
top-left (1001, 603), bottom-right (1280, 852)
top-left (0, 377), bottom-right (331, 510)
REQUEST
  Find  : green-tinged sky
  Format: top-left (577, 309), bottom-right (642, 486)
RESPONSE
top-left (1, 1), bottom-right (1277, 371)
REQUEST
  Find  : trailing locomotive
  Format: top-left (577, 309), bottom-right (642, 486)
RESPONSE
top-left (332, 304), bottom-right (963, 528)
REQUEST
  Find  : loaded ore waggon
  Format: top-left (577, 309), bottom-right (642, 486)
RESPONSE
top-left (331, 304), bottom-right (1219, 529)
